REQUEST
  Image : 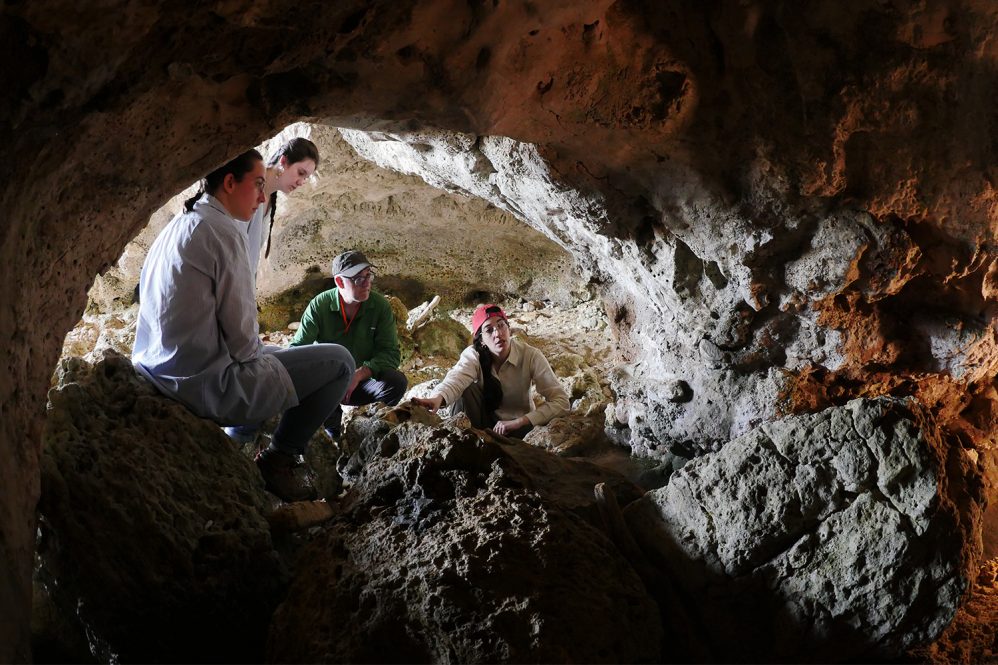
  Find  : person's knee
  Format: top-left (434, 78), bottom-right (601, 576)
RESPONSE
top-left (324, 344), bottom-right (355, 378)
top-left (383, 368), bottom-right (408, 405)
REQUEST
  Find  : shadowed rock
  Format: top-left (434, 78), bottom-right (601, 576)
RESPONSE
top-left (33, 358), bottom-right (988, 662)
top-left (268, 410), bottom-right (663, 663)
top-left (39, 351), bottom-right (285, 663)
top-left (625, 397), bottom-right (982, 662)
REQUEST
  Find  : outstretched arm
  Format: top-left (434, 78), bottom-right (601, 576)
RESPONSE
top-left (411, 394), bottom-right (445, 412)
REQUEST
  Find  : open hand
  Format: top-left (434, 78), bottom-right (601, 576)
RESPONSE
top-left (341, 367), bottom-right (371, 404)
top-left (493, 417), bottom-right (527, 436)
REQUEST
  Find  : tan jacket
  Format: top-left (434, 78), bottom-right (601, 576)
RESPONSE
top-left (434, 338), bottom-right (570, 426)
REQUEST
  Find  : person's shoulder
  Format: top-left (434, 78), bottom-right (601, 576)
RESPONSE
top-left (171, 209), bottom-right (222, 256)
top-left (165, 208), bottom-right (202, 237)
top-left (191, 206), bottom-right (244, 247)
top-left (309, 287), bottom-right (340, 308)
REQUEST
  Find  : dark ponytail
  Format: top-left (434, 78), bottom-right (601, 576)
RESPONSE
top-left (184, 149), bottom-right (264, 212)
top-left (474, 332), bottom-right (503, 428)
top-left (263, 137), bottom-right (320, 258)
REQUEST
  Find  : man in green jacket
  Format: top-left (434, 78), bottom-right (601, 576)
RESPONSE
top-left (291, 250), bottom-right (407, 438)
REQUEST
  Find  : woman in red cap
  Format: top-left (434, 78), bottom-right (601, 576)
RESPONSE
top-left (412, 303), bottom-right (570, 438)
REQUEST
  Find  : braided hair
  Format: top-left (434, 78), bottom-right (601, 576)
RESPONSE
top-left (473, 331), bottom-right (504, 428)
top-left (262, 137), bottom-right (320, 258)
top-left (183, 149), bottom-right (263, 212)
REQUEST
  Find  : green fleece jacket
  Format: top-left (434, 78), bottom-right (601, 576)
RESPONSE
top-left (290, 288), bottom-right (401, 378)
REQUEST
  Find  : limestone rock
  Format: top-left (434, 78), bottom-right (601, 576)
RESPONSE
top-left (38, 351), bottom-right (285, 663)
top-left (624, 398), bottom-right (980, 662)
top-left (523, 413), bottom-right (614, 458)
top-left (385, 293), bottom-right (410, 329)
top-left (406, 294), bottom-right (440, 331)
top-left (783, 211), bottom-right (870, 300)
top-left (402, 378), bottom-right (443, 402)
top-left (267, 416), bottom-right (662, 663)
top-left (58, 305), bottom-right (138, 368)
top-left (301, 430), bottom-right (345, 501)
top-left (385, 293), bottom-right (416, 365)
top-left (412, 315), bottom-right (470, 360)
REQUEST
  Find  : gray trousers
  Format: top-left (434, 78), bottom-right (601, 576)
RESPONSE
top-left (267, 344), bottom-right (355, 454)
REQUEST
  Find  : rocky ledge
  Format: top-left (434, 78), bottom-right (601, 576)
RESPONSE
top-left (37, 351), bottom-right (986, 663)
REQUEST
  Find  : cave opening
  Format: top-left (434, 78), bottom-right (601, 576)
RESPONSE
top-left (61, 122), bottom-right (593, 369)
top-left (40, 121), bottom-right (666, 663)
top-left (6, 1), bottom-right (998, 662)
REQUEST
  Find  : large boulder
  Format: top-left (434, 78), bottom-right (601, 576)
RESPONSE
top-left (267, 409), bottom-right (663, 663)
top-left (38, 351), bottom-right (285, 663)
top-left (411, 315), bottom-right (470, 360)
top-left (625, 397), bottom-right (983, 662)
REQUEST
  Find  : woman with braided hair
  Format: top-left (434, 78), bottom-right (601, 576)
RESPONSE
top-left (244, 137), bottom-right (319, 280)
top-left (412, 304), bottom-right (570, 438)
top-left (220, 137), bottom-right (322, 447)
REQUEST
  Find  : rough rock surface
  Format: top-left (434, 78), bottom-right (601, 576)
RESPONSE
top-left (267, 407), bottom-right (663, 663)
top-left (4, 1), bottom-right (998, 659)
top-left (59, 304), bottom-right (138, 368)
top-left (523, 412), bottom-right (613, 458)
top-left (339, 127), bottom-right (998, 466)
top-left (909, 559), bottom-right (998, 665)
top-left (410, 314), bottom-right (470, 359)
top-left (625, 398), bottom-right (982, 662)
top-left (30, 350), bottom-right (990, 663)
top-left (39, 352), bottom-right (285, 662)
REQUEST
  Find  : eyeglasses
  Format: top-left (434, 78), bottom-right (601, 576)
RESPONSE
top-left (481, 320), bottom-right (509, 337)
top-left (344, 271), bottom-right (374, 285)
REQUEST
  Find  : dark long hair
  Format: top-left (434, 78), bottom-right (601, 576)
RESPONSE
top-left (183, 149), bottom-right (263, 212)
top-left (474, 332), bottom-right (503, 427)
top-left (263, 138), bottom-right (320, 258)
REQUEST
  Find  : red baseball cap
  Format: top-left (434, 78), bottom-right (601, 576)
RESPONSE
top-left (471, 303), bottom-right (507, 336)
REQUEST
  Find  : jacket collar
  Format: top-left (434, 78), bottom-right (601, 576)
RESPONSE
top-left (196, 194), bottom-right (234, 223)
top-left (328, 288), bottom-right (379, 316)
top-left (328, 287), bottom-right (343, 312)
top-left (504, 337), bottom-right (523, 367)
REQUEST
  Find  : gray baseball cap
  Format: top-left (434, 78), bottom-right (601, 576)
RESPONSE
top-left (331, 250), bottom-right (373, 278)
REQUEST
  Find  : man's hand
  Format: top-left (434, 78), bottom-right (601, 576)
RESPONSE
top-left (411, 395), bottom-right (444, 412)
top-left (342, 366), bottom-right (372, 404)
top-left (494, 416), bottom-right (529, 436)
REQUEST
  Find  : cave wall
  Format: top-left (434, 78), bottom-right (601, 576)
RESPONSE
top-left (2, 0), bottom-right (998, 659)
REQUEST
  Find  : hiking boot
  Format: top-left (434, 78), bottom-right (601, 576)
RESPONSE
top-left (255, 447), bottom-right (317, 502)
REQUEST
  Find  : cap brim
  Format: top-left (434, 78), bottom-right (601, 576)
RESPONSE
top-left (338, 262), bottom-right (372, 278)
